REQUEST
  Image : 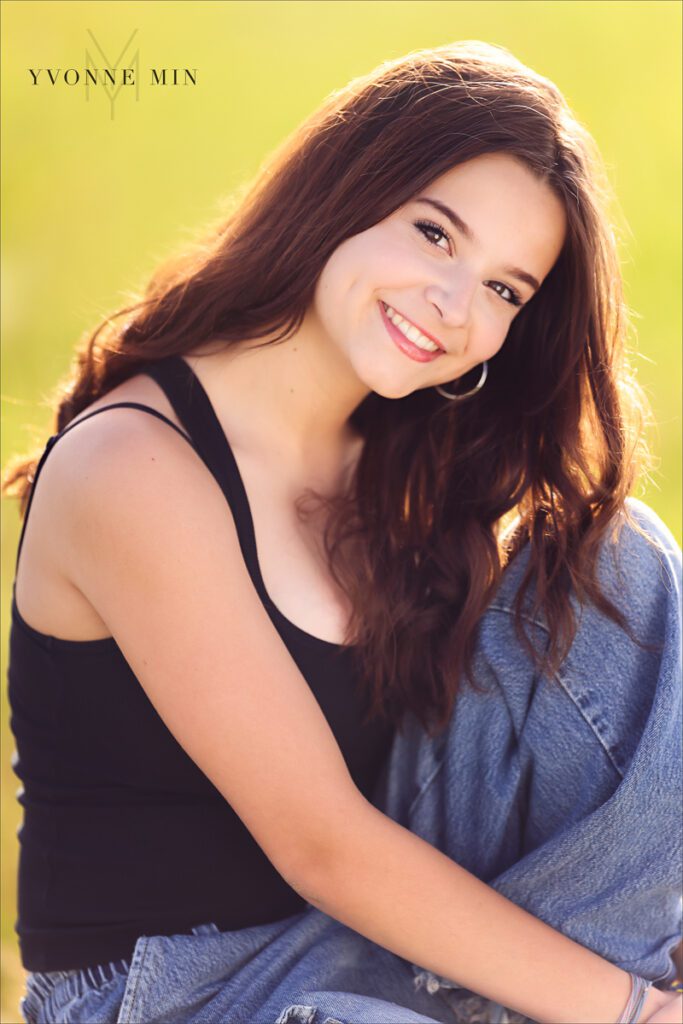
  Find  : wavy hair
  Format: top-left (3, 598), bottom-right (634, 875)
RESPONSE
top-left (3, 41), bottom-right (650, 735)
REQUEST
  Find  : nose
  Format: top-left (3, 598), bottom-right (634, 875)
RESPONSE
top-left (426, 269), bottom-right (477, 335)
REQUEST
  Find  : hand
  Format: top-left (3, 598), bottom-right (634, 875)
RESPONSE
top-left (642, 992), bottom-right (683, 1023)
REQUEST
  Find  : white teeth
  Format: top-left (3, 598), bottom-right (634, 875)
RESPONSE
top-left (415, 337), bottom-right (440, 352)
top-left (382, 302), bottom-right (441, 352)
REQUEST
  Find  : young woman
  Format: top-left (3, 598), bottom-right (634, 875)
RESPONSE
top-left (4, 40), bottom-right (681, 1024)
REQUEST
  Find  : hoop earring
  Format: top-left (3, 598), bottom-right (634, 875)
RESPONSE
top-left (435, 361), bottom-right (488, 401)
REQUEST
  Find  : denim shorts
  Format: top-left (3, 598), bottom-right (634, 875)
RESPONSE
top-left (19, 500), bottom-right (683, 1024)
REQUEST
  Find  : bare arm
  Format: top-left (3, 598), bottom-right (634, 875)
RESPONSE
top-left (57, 414), bottom-right (672, 1024)
top-left (297, 802), bottom-right (672, 1024)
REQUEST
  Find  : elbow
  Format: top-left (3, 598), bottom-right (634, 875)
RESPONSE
top-left (276, 834), bottom-right (344, 907)
top-left (284, 866), bottom-right (329, 908)
top-left (275, 794), bottom-right (375, 907)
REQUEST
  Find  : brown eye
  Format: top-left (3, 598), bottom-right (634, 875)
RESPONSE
top-left (415, 220), bottom-right (451, 254)
top-left (485, 280), bottom-right (523, 307)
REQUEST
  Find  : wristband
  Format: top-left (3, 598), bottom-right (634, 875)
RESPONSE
top-left (616, 973), bottom-right (652, 1024)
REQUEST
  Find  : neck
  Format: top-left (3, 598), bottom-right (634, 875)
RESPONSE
top-left (185, 313), bottom-right (370, 482)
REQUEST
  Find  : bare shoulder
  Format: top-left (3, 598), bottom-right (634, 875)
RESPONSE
top-left (55, 389), bottom-right (194, 489)
top-left (49, 392), bottom-right (223, 579)
top-left (26, 371), bottom-right (191, 510)
top-left (13, 374), bottom-right (200, 637)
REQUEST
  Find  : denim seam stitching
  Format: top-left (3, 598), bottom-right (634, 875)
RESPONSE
top-left (408, 758), bottom-right (445, 818)
top-left (486, 602), bottom-right (551, 635)
top-left (117, 938), bottom-right (149, 1024)
top-left (553, 667), bottom-right (624, 778)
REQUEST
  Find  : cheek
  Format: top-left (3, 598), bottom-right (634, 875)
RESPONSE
top-left (316, 238), bottom-right (372, 305)
top-left (338, 225), bottom-right (420, 287)
top-left (316, 240), bottom-right (399, 330)
top-left (475, 304), bottom-right (515, 358)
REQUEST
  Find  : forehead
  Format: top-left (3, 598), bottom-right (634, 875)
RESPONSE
top-left (414, 152), bottom-right (567, 276)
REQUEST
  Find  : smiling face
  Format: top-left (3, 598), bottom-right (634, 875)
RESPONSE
top-left (311, 152), bottom-right (567, 399)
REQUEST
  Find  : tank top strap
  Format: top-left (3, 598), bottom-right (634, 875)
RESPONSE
top-left (14, 402), bottom-right (196, 574)
top-left (140, 356), bottom-right (265, 600)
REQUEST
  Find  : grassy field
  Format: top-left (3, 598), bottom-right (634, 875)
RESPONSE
top-left (1, 1), bottom-right (681, 1020)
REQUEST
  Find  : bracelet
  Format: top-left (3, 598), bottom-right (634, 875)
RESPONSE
top-left (616, 973), bottom-right (653, 1024)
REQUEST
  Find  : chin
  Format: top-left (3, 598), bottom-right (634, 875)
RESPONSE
top-left (369, 379), bottom-right (421, 400)
top-left (351, 349), bottom-right (425, 400)
top-left (374, 385), bottom-right (417, 399)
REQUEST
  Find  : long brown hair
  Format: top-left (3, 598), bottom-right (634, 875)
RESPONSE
top-left (3, 41), bottom-right (650, 735)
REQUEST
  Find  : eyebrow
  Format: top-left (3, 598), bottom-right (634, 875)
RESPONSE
top-left (415, 196), bottom-right (541, 293)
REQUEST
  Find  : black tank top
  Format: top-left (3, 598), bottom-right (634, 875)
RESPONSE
top-left (8, 355), bottom-right (394, 972)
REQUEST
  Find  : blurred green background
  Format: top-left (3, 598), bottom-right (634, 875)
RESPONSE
top-left (1, 1), bottom-right (681, 1019)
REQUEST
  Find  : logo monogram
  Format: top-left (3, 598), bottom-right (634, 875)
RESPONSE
top-left (85, 28), bottom-right (139, 120)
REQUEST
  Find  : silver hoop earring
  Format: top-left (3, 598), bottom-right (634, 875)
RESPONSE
top-left (435, 361), bottom-right (488, 401)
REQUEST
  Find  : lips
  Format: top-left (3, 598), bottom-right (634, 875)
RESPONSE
top-left (379, 301), bottom-right (445, 364)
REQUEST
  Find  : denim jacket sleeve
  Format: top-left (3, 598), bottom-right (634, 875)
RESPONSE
top-left (381, 498), bottom-right (682, 985)
top-left (490, 499), bottom-right (682, 983)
